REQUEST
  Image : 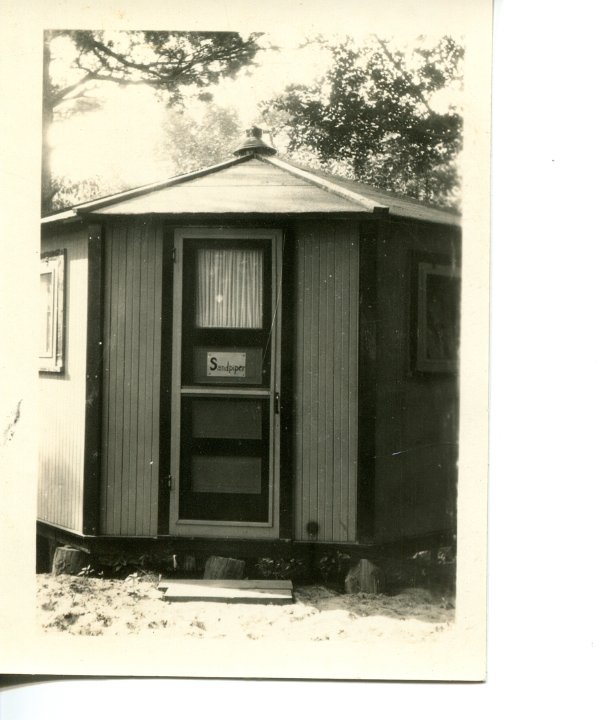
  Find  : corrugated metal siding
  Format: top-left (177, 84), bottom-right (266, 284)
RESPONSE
top-left (100, 219), bottom-right (163, 536)
top-left (38, 227), bottom-right (88, 532)
top-left (294, 221), bottom-right (359, 542)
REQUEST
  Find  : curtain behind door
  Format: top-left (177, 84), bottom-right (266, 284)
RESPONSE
top-left (195, 247), bottom-right (263, 329)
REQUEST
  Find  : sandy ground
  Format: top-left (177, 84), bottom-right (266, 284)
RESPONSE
top-left (37, 573), bottom-right (454, 643)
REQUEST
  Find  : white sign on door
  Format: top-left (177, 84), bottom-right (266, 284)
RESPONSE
top-left (207, 352), bottom-right (247, 378)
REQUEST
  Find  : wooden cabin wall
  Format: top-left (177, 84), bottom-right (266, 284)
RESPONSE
top-left (99, 219), bottom-right (163, 536)
top-left (292, 220), bottom-right (359, 542)
top-left (373, 220), bottom-right (461, 544)
top-left (38, 226), bottom-right (89, 533)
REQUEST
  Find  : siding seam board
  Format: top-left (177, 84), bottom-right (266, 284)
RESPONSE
top-left (333, 237), bottom-right (343, 540)
top-left (301, 235), bottom-right (310, 540)
top-left (144, 224), bottom-right (156, 536)
top-left (325, 233), bottom-right (334, 541)
top-left (157, 224), bottom-right (174, 536)
top-left (82, 224), bottom-right (104, 535)
top-left (127, 221), bottom-right (139, 533)
top-left (309, 233), bottom-right (317, 538)
top-left (151, 222), bottom-right (163, 535)
top-left (341, 234), bottom-right (350, 542)
top-left (136, 222), bottom-right (149, 536)
top-left (130, 219), bottom-right (142, 535)
top-left (357, 224), bottom-right (378, 543)
top-left (348, 225), bottom-right (359, 542)
top-left (101, 233), bottom-right (112, 532)
top-left (318, 231), bottom-right (327, 540)
top-left (117, 223), bottom-right (128, 534)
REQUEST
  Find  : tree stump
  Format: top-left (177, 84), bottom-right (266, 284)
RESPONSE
top-left (203, 556), bottom-right (246, 580)
top-left (51, 546), bottom-right (87, 576)
top-left (344, 559), bottom-right (384, 594)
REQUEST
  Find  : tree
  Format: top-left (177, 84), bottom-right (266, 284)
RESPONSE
top-left (156, 104), bottom-right (243, 176)
top-left (43, 30), bottom-right (261, 213)
top-left (261, 36), bottom-right (463, 208)
top-left (50, 172), bottom-right (129, 211)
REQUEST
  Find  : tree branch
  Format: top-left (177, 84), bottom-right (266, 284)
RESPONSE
top-left (50, 73), bottom-right (98, 106)
top-left (372, 35), bottom-right (434, 114)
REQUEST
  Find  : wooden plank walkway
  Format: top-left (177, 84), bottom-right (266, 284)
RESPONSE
top-left (158, 579), bottom-right (294, 604)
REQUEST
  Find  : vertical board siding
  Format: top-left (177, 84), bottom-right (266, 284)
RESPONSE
top-left (294, 221), bottom-right (359, 542)
top-left (100, 220), bottom-right (163, 536)
top-left (38, 228), bottom-right (88, 533)
top-left (373, 224), bottom-right (461, 543)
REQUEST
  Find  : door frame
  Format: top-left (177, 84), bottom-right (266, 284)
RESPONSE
top-left (169, 227), bottom-right (283, 538)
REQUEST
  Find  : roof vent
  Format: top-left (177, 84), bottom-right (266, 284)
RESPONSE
top-left (233, 126), bottom-right (277, 157)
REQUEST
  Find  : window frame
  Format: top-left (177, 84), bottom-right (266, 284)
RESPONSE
top-left (39, 249), bottom-right (66, 374)
top-left (416, 261), bottom-right (461, 373)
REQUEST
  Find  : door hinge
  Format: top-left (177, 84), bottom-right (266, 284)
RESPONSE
top-left (172, 246), bottom-right (177, 263)
top-left (163, 475), bottom-right (173, 491)
top-left (274, 392), bottom-right (281, 415)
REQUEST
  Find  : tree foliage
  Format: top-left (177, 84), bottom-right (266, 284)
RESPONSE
top-left (156, 104), bottom-right (243, 176)
top-left (262, 36), bottom-right (463, 208)
top-left (50, 174), bottom-right (122, 212)
top-left (43, 30), bottom-right (261, 213)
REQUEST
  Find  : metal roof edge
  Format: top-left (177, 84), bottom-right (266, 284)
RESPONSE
top-left (260, 155), bottom-right (389, 214)
top-left (41, 208), bottom-right (80, 225)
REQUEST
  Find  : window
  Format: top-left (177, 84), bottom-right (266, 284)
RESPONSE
top-left (417, 262), bottom-right (460, 372)
top-left (195, 246), bottom-right (263, 329)
top-left (40, 250), bottom-right (65, 373)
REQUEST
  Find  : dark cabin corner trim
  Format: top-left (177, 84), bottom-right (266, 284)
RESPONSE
top-left (157, 227), bottom-right (174, 535)
top-left (278, 225), bottom-right (296, 540)
top-left (82, 223), bottom-right (104, 535)
top-left (357, 221), bottom-right (379, 543)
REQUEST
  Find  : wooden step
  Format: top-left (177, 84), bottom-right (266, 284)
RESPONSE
top-left (158, 578), bottom-right (294, 604)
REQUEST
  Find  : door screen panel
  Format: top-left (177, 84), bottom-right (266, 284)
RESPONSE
top-left (191, 456), bottom-right (262, 494)
top-left (180, 396), bottom-right (270, 522)
top-left (191, 398), bottom-right (263, 440)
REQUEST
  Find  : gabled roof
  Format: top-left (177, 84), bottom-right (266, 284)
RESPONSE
top-left (42, 153), bottom-right (461, 227)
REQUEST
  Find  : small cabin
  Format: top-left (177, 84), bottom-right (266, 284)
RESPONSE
top-left (38, 127), bottom-right (461, 568)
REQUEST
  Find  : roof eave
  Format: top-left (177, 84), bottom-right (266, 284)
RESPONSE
top-left (41, 209), bottom-right (81, 226)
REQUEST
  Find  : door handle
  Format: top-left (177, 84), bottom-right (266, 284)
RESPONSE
top-left (274, 392), bottom-right (280, 415)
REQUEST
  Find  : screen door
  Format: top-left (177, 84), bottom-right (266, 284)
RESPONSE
top-left (170, 229), bottom-right (282, 537)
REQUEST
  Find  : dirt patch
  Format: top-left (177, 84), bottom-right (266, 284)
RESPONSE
top-left (37, 574), bottom-right (454, 643)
